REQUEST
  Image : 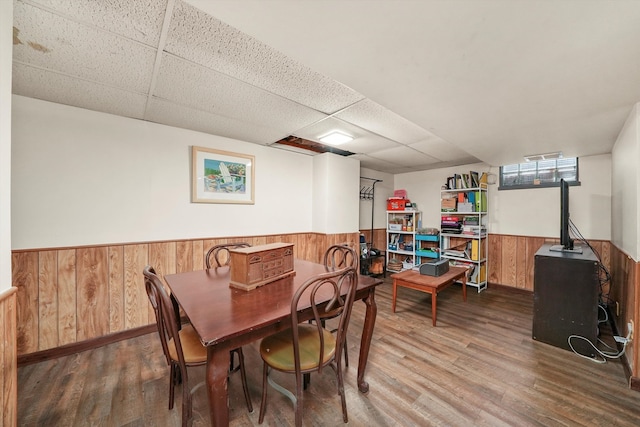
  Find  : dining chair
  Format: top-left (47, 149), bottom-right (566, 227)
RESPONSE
top-left (205, 242), bottom-right (251, 268)
top-left (204, 242), bottom-right (251, 373)
top-left (323, 243), bottom-right (358, 272)
top-left (258, 266), bottom-right (358, 427)
top-left (322, 244), bottom-right (358, 367)
top-left (143, 266), bottom-right (253, 426)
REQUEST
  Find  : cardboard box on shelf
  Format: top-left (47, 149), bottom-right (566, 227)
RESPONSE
top-left (441, 198), bottom-right (457, 211)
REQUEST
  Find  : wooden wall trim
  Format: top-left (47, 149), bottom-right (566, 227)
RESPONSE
top-left (1, 287), bottom-right (18, 426)
top-left (12, 232), bottom-right (358, 361)
top-left (17, 324), bottom-right (155, 367)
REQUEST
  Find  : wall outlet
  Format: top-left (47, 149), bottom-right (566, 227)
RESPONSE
top-left (628, 320), bottom-right (634, 342)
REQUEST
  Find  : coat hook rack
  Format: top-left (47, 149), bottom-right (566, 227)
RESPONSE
top-left (360, 177), bottom-right (383, 247)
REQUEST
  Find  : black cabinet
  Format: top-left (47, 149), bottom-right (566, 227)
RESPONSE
top-left (532, 244), bottom-right (600, 357)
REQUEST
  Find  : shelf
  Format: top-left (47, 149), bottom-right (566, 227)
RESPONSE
top-left (415, 234), bottom-right (439, 241)
top-left (440, 184), bottom-right (488, 293)
top-left (416, 249), bottom-right (439, 259)
top-left (387, 210), bottom-right (422, 272)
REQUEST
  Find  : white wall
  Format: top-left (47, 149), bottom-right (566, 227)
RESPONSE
top-left (312, 152), bottom-right (361, 234)
top-left (393, 156), bottom-right (611, 241)
top-left (0, 1), bottom-right (12, 291)
top-left (11, 96), bottom-right (321, 249)
top-left (611, 103), bottom-right (639, 260)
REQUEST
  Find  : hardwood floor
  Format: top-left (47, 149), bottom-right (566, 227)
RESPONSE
top-left (18, 279), bottom-right (640, 426)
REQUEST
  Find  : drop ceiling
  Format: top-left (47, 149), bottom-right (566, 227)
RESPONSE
top-left (11, 0), bottom-right (640, 174)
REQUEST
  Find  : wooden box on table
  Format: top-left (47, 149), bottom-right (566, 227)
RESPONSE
top-left (229, 243), bottom-right (295, 291)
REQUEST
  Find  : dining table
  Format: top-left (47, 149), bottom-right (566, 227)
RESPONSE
top-left (163, 258), bottom-right (383, 426)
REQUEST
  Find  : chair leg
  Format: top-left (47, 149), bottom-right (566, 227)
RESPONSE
top-left (294, 371), bottom-right (304, 427)
top-left (258, 363), bottom-right (269, 424)
top-left (181, 369), bottom-right (191, 427)
top-left (235, 347), bottom-right (253, 413)
top-left (169, 363), bottom-right (177, 410)
top-left (336, 361), bottom-right (348, 423)
top-left (303, 372), bottom-right (310, 390)
top-left (344, 337), bottom-right (349, 367)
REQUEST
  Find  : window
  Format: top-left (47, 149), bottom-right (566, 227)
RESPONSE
top-left (499, 158), bottom-right (579, 190)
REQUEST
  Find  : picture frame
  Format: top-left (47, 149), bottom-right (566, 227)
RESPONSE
top-left (191, 146), bottom-right (255, 204)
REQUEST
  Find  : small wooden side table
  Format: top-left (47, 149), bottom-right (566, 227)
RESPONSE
top-left (391, 266), bottom-right (468, 326)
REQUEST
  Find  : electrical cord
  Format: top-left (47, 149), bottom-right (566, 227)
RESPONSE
top-left (569, 219), bottom-right (612, 307)
top-left (568, 333), bottom-right (629, 364)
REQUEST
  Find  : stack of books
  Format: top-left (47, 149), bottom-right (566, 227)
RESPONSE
top-left (441, 216), bottom-right (462, 234)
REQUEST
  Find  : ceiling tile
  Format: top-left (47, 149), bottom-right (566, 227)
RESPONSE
top-left (350, 154), bottom-right (415, 174)
top-left (145, 97), bottom-right (288, 144)
top-left (164, 1), bottom-right (364, 114)
top-left (409, 138), bottom-right (479, 163)
top-left (334, 99), bottom-right (436, 144)
top-left (13, 1), bottom-right (157, 93)
top-left (368, 146), bottom-right (440, 168)
top-left (153, 54), bottom-right (327, 138)
top-left (12, 63), bottom-right (148, 119)
top-left (23, 0), bottom-right (168, 46)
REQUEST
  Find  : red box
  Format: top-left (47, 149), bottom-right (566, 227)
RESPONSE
top-left (387, 198), bottom-right (409, 211)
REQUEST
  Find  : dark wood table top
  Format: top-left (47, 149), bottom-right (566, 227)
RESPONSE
top-left (164, 259), bottom-right (382, 347)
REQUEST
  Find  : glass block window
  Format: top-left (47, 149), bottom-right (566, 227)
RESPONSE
top-left (499, 158), bottom-right (579, 190)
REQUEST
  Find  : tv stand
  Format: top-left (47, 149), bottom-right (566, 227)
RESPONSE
top-left (532, 243), bottom-right (598, 356)
top-left (548, 244), bottom-right (583, 254)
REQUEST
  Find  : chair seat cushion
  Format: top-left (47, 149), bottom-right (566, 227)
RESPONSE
top-left (260, 324), bottom-right (336, 371)
top-left (168, 324), bottom-right (207, 364)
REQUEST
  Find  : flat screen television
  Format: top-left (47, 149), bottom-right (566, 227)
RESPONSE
top-left (550, 178), bottom-right (582, 253)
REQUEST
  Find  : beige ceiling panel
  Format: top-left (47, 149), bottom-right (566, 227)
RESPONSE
top-left (164, 1), bottom-right (364, 114)
top-left (368, 146), bottom-right (440, 168)
top-left (409, 138), bottom-right (479, 163)
top-left (334, 99), bottom-right (435, 144)
top-left (12, 63), bottom-right (147, 119)
top-left (23, 0), bottom-right (167, 46)
top-left (13, 2), bottom-right (156, 93)
top-left (146, 98), bottom-right (287, 145)
top-left (350, 154), bottom-right (414, 174)
top-left (154, 54), bottom-right (327, 134)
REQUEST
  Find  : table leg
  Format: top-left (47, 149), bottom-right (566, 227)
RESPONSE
top-left (207, 346), bottom-right (231, 426)
top-left (431, 292), bottom-right (438, 327)
top-left (357, 288), bottom-right (377, 393)
top-left (391, 279), bottom-right (397, 312)
top-left (462, 273), bottom-right (467, 302)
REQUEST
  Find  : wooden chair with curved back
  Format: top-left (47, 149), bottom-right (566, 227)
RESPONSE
top-left (258, 265), bottom-right (358, 427)
top-left (323, 244), bottom-right (359, 272)
top-left (322, 244), bottom-right (358, 367)
top-left (204, 242), bottom-right (251, 373)
top-left (143, 266), bottom-right (253, 426)
top-left (205, 242), bottom-right (251, 268)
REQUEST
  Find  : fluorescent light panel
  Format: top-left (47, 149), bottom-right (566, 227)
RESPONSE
top-left (524, 151), bottom-right (563, 162)
top-left (319, 131), bottom-right (353, 146)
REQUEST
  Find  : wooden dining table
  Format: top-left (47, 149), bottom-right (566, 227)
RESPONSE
top-left (164, 259), bottom-right (383, 426)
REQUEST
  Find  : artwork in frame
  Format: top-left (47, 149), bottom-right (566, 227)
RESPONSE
top-left (191, 146), bottom-right (255, 204)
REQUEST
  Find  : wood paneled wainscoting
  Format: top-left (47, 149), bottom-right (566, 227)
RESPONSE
top-left (11, 232), bottom-right (357, 363)
top-left (487, 234), bottom-right (611, 293)
top-left (1, 287), bottom-right (18, 426)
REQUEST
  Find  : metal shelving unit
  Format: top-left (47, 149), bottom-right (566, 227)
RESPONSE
top-left (440, 184), bottom-right (488, 292)
top-left (386, 210), bottom-right (420, 273)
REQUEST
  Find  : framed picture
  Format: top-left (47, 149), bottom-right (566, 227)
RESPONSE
top-left (191, 146), bottom-right (255, 204)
